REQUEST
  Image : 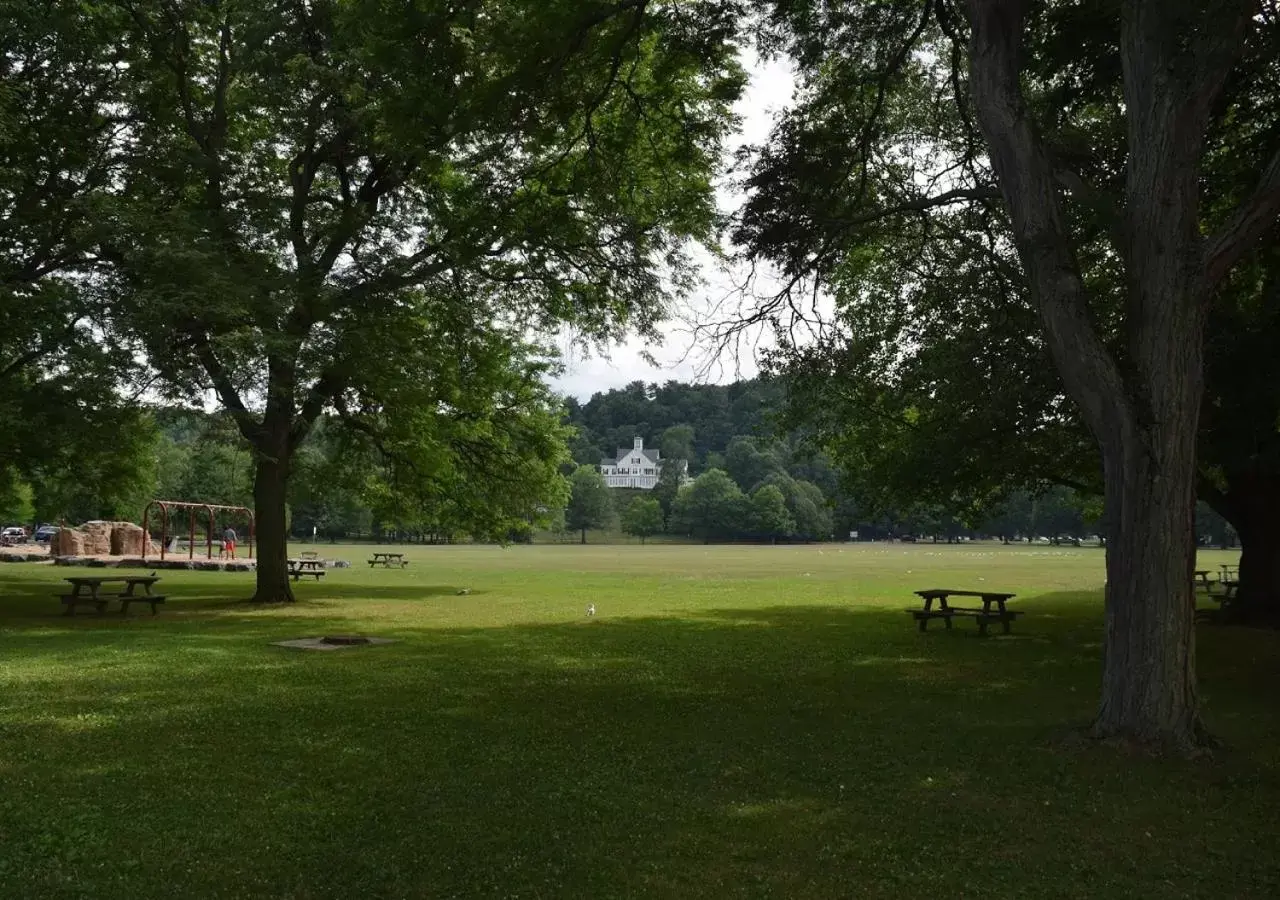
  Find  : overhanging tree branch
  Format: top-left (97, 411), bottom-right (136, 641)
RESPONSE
top-left (1196, 470), bottom-right (1236, 523)
top-left (193, 335), bottom-right (258, 438)
top-left (293, 367), bottom-right (347, 443)
top-left (826, 186), bottom-right (1001, 232)
top-left (964, 0), bottom-right (1132, 442)
top-left (1205, 147), bottom-right (1280, 287)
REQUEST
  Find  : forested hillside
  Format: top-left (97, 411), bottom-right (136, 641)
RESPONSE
top-left (563, 379), bottom-right (1236, 546)
top-left (564, 380), bottom-right (787, 467)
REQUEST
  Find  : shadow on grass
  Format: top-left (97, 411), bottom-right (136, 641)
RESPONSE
top-left (2, 590), bottom-right (1280, 898)
top-left (0, 571), bottom-right (476, 623)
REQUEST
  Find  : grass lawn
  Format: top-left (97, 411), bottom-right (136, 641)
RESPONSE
top-left (1, 543), bottom-right (1278, 898)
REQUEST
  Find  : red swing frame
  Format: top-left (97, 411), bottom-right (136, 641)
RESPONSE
top-left (141, 500), bottom-right (255, 561)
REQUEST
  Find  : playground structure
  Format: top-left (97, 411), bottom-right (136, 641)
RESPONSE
top-left (142, 500), bottom-right (255, 561)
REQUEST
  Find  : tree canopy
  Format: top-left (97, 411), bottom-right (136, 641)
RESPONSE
top-left (734, 0), bottom-right (1280, 749)
top-left (0, 3), bottom-right (156, 522)
top-left (756, 3), bottom-right (1280, 617)
top-left (670, 469), bottom-right (747, 542)
top-left (566, 465), bottom-right (615, 543)
top-left (8, 0), bottom-right (750, 599)
top-left (622, 496), bottom-right (664, 544)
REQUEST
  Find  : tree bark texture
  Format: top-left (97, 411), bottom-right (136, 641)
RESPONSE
top-left (252, 454), bottom-right (295, 603)
top-left (1095, 424), bottom-right (1199, 746)
top-left (248, 352), bottom-right (310, 604)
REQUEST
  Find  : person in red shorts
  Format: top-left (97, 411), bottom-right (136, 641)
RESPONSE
top-left (222, 525), bottom-right (237, 560)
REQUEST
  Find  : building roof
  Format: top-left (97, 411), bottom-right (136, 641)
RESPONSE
top-left (601, 450), bottom-right (661, 466)
top-left (601, 437), bottom-right (661, 467)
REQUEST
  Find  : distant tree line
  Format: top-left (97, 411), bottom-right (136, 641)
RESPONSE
top-left (0, 407), bottom-right (557, 544)
top-left (6, 385), bottom-right (1240, 549)
top-left (558, 380), bottom-right (1236, 546)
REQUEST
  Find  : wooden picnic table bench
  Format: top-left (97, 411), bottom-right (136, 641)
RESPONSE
top-left (287, 558), bottom-right (326, 582)
top-left (909, 588), bottom-right (1022, 636)
top-left (298, 550), bottom-right (320, 560)
top-left (1193, 569), bottom-right (1220, 593)
top-left (368, 552), bottom-right (408, 569)
top-left (58, 575), bottom-right (165, 616)
top-left (1196, 577), bottom-right (1243, 622)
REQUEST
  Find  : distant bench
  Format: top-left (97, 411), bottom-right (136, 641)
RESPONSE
top-left (287, 558), bottom-right (326, 582)
top-left (909, 588), bottom-right (1022, 636)
top-left (368, 552), bottom-right (408, 569)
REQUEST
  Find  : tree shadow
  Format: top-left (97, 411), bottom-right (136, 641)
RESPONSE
top-left (0, 571), bottom-right (476, 624)
top-left (3, 587), bottom-right (1280, 897)
top-left (314, 582), bottom-right (479, 600)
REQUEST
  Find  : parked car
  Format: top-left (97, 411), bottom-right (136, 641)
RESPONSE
top-left (33, 525), bottom-right (58, 543)
top-left (1, 526), bottom-right (28, 545)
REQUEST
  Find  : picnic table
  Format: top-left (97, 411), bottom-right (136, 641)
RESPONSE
top-left (1197, 576), bottom-right (1243, 621)
top-left (1194, 569), bottom-right (1219, 593)
top-left (287, 558), bottom-right (326, 582)
top-left (299, 550), bottom-right (320, 560)
top-left (909, 588), bottom-right (1022, 636)
top-left (368, 552), bottom-right (408, 569)
top-left (59, 575), bottom-right (165, 616)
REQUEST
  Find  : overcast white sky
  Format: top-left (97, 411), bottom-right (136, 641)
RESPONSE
top-left (547, 51), bottom-right (796, 401)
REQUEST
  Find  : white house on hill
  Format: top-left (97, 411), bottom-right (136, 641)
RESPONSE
top-left (599, 436), bottom-right (685, 489)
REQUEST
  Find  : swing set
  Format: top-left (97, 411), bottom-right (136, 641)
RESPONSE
top-left (141, 500), bottom-right (255, 561)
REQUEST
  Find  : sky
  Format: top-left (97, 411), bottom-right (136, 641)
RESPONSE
top-left (547, 51), bottom-right (796, 402)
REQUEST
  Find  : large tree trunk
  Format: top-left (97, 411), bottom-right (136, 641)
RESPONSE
top-left (1093, 423), bottom-right (1200, 748)
top-left (252, 454), bottom-right (295, 604)
top-left (963, 0), bottom-right (1244, 750)
top-left (1235, 521), bottom-right (1280, 622)
top-left (1214, 479), bottom-right (1280, 623)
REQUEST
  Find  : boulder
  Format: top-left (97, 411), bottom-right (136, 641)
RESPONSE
top-left (110, 522), bottom-right (146, 556)
top-left (52, 528), bottom-right (86, 557)
top-left (82, 521), bottom-right (113, 556)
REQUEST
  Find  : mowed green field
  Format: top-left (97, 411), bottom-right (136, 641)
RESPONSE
top-left (2, 543), bottom-right (1278, 899)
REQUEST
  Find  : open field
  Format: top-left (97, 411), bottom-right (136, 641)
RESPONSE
top-left (1, 543), bottom-right (1277, 898)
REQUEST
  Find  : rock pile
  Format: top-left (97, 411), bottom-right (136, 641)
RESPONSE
top-left (51, 521), bottom-right (158, 557)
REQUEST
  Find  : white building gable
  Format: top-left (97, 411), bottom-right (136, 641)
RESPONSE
top-left (600, 436), bottom-right (664, 489)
